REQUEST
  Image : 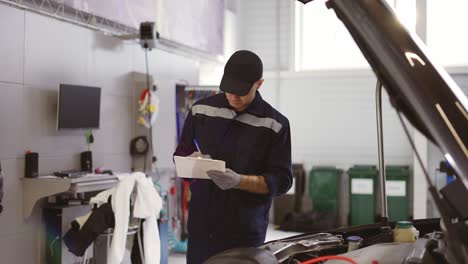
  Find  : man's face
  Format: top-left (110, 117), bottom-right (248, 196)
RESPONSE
top-left (226, 79), bottom-right (264, 112)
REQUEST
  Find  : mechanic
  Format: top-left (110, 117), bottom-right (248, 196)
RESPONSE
top-left (174, 50), bottom-right (293, 264)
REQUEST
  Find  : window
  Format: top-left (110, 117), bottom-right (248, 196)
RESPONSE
top-left (295, 0), bottom-right (416, 71)
top-left (426, 0), bottom-right (468, 67)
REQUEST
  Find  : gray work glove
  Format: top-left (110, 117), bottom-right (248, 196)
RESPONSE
top-left (207, 169), bottom-right (242, 190)
top-left (189, 151), bottom-right (211, 159)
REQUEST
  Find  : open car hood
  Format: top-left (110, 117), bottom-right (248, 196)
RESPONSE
top-left (318, 0), bottom-right (468, 185)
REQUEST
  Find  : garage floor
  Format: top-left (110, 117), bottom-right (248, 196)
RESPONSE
top-left (168, 225), bottom-right (302, 264)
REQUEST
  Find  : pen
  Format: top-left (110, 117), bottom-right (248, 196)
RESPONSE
top-left (193, 138), bottom-right (202, 154)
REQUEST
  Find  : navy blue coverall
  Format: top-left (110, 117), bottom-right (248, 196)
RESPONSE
top-left (174, 92), bottom-right (292, 264)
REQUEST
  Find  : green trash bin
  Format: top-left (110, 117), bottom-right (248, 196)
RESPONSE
top-left (348, 165), bottom-right (378, 225)
top-left (386, 166), bottom-right (410, 222)
top-left (309, 166), bottom-right (342, 214)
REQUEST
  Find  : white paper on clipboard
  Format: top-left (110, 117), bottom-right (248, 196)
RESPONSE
top-left (174, 156), bottom-right (226, 179)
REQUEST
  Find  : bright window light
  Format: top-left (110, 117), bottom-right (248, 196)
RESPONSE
top-left (427, 0), bottom-right (468, 67)
top-left (295, 0), bottom-right (368, 70)
top-left (295, 0), bottom-right (416, 71)
top-left (394, 0), bottom-right (416, 31)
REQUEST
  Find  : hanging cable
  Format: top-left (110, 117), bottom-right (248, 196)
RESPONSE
top-left (144, 48), bottom-right (154, 174)
top-left (144, 49), bottom-right (153, 157)
top-left (144, 47), bottom-right (154, 173)
top-left (50, 236), bottom-right (60, 258)
top-left (301, 255), bottom-right (357, 264)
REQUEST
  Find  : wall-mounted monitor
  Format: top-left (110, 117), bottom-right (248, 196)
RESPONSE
top-left (57, 84), bottom-right (101, 130)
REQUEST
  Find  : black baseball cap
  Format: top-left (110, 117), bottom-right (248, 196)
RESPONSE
top-left (220, 50), bottom-right (263, 96)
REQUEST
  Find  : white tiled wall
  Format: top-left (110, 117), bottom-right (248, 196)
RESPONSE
top-left (0, 159), bottom-right (38, 235)
top-left (0, 3), bottom-right (200, 263)
top-left (93, 95), bottom-right (134, 155)
top-left (87, 32), bottom-right (134, 97)
top-left (0, 83), bottom-right (24, 159)
top-left (0, 4), bottom-right (24, 84)
top-left (0, 158), bottom-right (40, 263)
top-left (0, 232), bottom-right (38, 263)
top-left (24, 12), bottom-right (90, 87)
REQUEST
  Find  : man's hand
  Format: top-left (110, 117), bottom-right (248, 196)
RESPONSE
top-left (239, 175), bottom-right (269, 194)
top-left (207, 169), bottom-right (270, 194)
top-left (189, 151), bottom-right (211, 159)
top-left (207, 169), bottom-right (241, 190)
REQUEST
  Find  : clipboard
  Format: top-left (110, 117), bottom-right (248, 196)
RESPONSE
top-left (174, 156), bottom-right (226, 179)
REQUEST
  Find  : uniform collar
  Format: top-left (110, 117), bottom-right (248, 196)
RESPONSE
top-left (244, 91), bottom-right (264, 116)
top-left (220, 91), bottom-right (264, 116)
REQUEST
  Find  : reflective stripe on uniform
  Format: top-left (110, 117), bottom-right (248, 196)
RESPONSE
top-left (192, 105), bottom-right (236, 119)
top-left (192, 104), bottom-right (283, 133)
top-left (236, 113), bottom-right (283, 133)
